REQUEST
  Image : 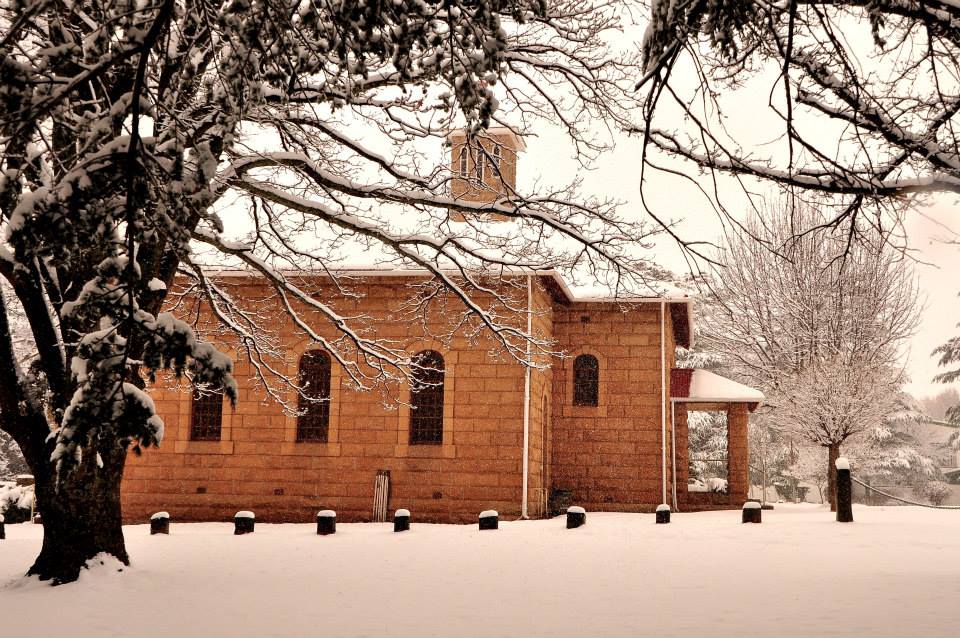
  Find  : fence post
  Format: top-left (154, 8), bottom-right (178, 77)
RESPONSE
top-left (655, 504), bottom-right (671, 524)
top-left (234, 511), bottom-right (255, 535)
top-left (317, 510), bottom-right (337, 535)
top-left (835, 457), bottom-right (853, 523)
top-left (393, 509), bottom-right (410, 532)
top-left (150, 511), bottom-right (170, 535)
top-left (566, 506), bottom-right (586, 529)
top-left (479, 510), bottom-right (499, 530)
top-left (0, 513), bottom-right (5, 540)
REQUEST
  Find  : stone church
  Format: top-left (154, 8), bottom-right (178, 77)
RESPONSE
top-left (121, 129), bottom-right (763, 524)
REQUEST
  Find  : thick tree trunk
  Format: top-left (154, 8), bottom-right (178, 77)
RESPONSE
top-left (26, 448), bottom-right (129, 584)
top-left (826, 442), bottom-right (841, 513)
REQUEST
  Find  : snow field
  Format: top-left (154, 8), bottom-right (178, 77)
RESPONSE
top-left (0, 504), bottom-right (958, 638)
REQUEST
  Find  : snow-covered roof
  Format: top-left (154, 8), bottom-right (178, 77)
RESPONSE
top-left (198, 265), bottom-right (688, 300)
top-left (670, 369), bottom-right (764, 410)
top-left (187, 266), bottom-right (695, 347)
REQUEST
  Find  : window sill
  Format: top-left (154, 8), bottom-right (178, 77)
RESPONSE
top-left (280, 442), bottom-right (342, 457)
top-left (394, 444), bottom-right (456, 459)
top-left (174, 440), bottom-right (234, 455)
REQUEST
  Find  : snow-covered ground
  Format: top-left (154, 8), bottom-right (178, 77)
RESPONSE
top-left (1, 504), bottom-right (957, 637)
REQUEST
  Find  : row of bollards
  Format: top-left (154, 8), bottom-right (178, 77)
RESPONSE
top-left (3, 465), bottom-right (859, 542)
top-left (145, 497), bottom-right (841, 537)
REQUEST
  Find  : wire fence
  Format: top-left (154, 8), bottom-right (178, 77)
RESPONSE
top-left (850, 475), bottom-right (960, 510)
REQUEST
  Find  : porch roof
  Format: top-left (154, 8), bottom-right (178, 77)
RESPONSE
top-left (670, 369), bottom-right (764, 411)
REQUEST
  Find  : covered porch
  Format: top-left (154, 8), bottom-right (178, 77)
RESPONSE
top-left (670, 369), bottom-right (763, 511)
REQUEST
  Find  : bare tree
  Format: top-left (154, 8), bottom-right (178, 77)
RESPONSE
top-left (0, 0), bottom-right (654, 583)
top-left (701, 201), bottom-right (920, 508)
top-left (635, 0), bottom-right (960, 255)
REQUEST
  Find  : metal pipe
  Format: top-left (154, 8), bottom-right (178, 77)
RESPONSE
top-left (521, 275), bottom-right (532, 519)
top-left (671, 400), bottom-right (678, 511)
top-left (660, 301), bottom-right (668, 506)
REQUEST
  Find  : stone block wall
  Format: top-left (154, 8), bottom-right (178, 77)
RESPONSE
top-left (121, 272), bottom-right (739, 524)
top-left (122, 274), bottom-right (539, 524)
top-left (549, 302), bottom-right (677, 512)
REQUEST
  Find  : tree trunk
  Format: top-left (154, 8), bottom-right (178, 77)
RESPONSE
top-left (26, 447), bottom-right (129, 584)
top-left (826, 442), bottom-right (841, 512)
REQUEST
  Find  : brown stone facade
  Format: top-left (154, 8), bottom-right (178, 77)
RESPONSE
top-left (121, 273), bottom-right (753, 524)
top-left (548, 302), bottom-right (677, 511)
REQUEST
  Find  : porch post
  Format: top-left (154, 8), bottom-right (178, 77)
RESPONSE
top-left (726, 403), bottom-right (749, 505)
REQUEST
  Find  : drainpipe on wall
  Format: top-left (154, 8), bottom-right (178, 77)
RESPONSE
top-left (521, 275), bottom-right (533, 519)
top-left (660, 301), bottom-right (668, 507)
top-left (671, 401), bottom-right (679, 511)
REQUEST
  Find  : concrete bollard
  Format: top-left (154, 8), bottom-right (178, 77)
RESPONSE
top-left (742, 501), bottom-right (762, 524)
top-left (836, 457), bottom-right (854, 523)
top-left (393, 509), bottom-right (410, 532)
top-left (0, 513), bottom-right (5, 540)
top-left (150, 511), bottom-right (170, 535)
top-left (566, 506), bottom-right (586, 529)
top-left (234, 511), bottom-right (255, 535)
top-left (478, 510), bottom-right (499, 530)
top-left (316, 510), bottom-right (336, 535)
top-left (655, 504), bottom-right (671, 524)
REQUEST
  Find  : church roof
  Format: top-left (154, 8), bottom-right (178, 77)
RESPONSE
top-left (197, 266), bottom-right (694, 347)
top-left (670, 369), bottom-right (764, 411)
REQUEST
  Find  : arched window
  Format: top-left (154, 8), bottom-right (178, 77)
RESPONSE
top-left (573, 354), bottom-right (599, 407)
top-left (410, 350), bottom-right (445, 445)
top-left (458, 145), bottom-right (468, 176)
top-left (473, 145), bottom-right (484, 182)
top-left (296, 350), bottom-right (331, 442)
top-left (190, 387), bottom-right (224, 441)
top-left (489, 144), bottom-right (502, 173)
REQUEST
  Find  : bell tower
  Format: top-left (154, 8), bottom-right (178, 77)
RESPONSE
top-left (448, 128), bottom-right (525, 206)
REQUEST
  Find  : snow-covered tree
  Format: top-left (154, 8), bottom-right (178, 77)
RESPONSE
top-left (854, 393), bottom-right (935, 491)
top-left (636, 0), bottom-right (960, 254)
top-left (686, 409), bottom-right (729, 491)
top-left (0, 1), bottom-right (654, 583)
top-left (702, 201), bottom-right (920, 509)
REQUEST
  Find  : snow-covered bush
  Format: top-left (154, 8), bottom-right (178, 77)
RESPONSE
top-left (0, 483), bottom-right (34, 524)
top-left (920, 481), bottom-right (950, 507)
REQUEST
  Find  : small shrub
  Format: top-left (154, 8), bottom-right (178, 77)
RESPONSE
top-left (923, 481), bottom-right (950, 507)
top-left (0, 483), bottom-right (34, 524)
